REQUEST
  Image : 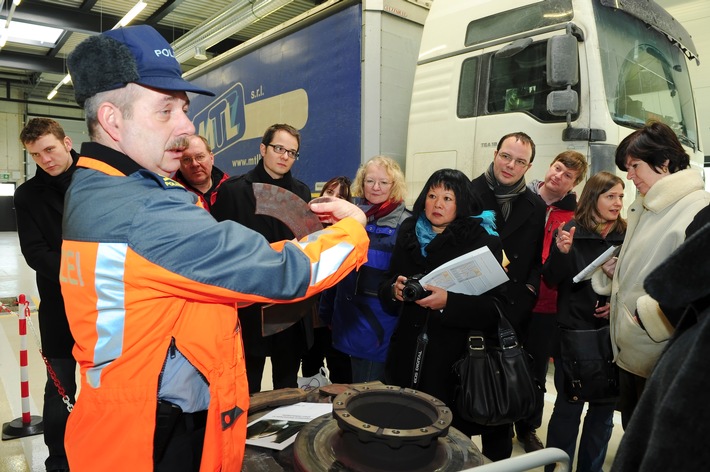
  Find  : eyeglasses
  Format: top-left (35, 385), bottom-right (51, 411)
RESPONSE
top-left (267, 144), bottom-right (299, 159)
top-left (180, 153), bottom-right (209, 165)
top-left (497, 152), bottom-right (530, 168)
top-left (364, 179), bottom-right (392, 188)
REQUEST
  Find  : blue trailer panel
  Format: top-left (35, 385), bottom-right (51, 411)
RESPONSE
top-left (189, 4), bottom-right (362, 192)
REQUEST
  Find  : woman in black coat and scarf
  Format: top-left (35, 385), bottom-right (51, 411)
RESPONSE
top-left (542, 171), bottom-right (627, 472)
top-left (379, 168), bottom-right (514, 461)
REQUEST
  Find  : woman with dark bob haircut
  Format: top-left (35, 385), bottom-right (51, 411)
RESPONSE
top-left (380, 168), bottom-right (515, 461)
top-left (594, 120), bottom-right (709, 428)
top-left (614, 120), bottom-right (690, 176)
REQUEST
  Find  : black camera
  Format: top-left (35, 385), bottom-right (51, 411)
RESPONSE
top-left (402, 274), bottom-right (432, 302)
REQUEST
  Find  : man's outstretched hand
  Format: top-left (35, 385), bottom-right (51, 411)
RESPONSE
top-left (309, 197), bottom-right (366, 226)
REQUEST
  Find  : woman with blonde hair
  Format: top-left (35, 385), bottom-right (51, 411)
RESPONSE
top-left (325, 156), bottom-right (410, 382)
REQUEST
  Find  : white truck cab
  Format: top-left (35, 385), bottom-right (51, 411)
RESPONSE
top-left (405, 0), bottom-right (703, 205)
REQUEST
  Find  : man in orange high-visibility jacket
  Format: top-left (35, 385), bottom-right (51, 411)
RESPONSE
top-left (62, 25), bottom-right (368, 472)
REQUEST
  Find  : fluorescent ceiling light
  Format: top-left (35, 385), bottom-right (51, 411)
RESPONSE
top-left (1, 19), bottom-right (63, 46)
top-left (117, 1), bottom-right (147, 28)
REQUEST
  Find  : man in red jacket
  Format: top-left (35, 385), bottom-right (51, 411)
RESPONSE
top-left (518, 150), bottom-right (588, 452)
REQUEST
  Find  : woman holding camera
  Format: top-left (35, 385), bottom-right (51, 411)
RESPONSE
top-left (379, 168), bottom-right (512, 461)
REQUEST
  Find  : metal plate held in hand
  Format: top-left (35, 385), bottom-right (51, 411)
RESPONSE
top-left (253, 183), bottom-right (323, 336)
top-left (252, 183), bottom-right (323, 239)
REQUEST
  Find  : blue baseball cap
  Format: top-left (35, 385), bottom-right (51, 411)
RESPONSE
top-left (68, 25), bottom-right (214, 107)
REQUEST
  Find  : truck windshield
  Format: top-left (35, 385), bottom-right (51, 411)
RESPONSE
top-left (594, 2), bottom-right (699, 149)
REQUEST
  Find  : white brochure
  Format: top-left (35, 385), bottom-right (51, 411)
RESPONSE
top-left (419, 246), bottom-right (509, 296)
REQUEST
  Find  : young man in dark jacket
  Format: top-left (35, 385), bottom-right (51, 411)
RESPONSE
top-left (15, 118), bottom-right (78, 472)
top-left (212, 123), bottom-right (313, 393)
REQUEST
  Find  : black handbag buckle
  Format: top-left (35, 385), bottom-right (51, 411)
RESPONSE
top-left (467, 335), bottom-right (485, 350)
top-left (499, 327), bottom-right (519, 350)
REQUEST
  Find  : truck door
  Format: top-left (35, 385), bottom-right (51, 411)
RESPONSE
top-left (467, 34), bottom-right (585, 184)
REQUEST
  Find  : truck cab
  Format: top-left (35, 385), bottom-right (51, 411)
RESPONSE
top-left (405, 0), bottom-right (703, 205)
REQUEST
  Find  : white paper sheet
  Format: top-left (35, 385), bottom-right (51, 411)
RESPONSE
top-left (245, 402), bottom-right (332, 450)
top-left (419, 246), bottom-right (508, 296)
top-left (573, 245), bottom-right (620, 283)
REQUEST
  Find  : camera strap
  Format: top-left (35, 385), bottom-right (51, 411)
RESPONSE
top-left (411, 309), bottom-right (431, 389)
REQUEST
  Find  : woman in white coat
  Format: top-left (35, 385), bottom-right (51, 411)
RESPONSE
top-left (593, 121), bottom-right (710, 429)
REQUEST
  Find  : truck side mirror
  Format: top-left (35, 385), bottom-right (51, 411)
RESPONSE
top-left (547, 89), bottom-right (579, 116)
top-left (547, 34), bottom-right (579, 87)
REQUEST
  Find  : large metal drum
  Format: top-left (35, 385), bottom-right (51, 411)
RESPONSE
top-left (289, 383), bottom-right (484, 471)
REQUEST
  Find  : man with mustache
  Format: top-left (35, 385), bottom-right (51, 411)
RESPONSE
top-left (61, 25), bottom-right (369, 472)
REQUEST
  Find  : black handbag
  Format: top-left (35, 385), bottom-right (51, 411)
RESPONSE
top-left (559, 325), bottom-right (619, 403)
top-left (452, 305), bottom-right (542, 426)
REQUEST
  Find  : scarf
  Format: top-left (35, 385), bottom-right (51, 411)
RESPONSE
top-left (484, 162), bottom-right (527, 220)
top-left (415, 210), bottom-right (499, 257)
top-left (253, 158), bottom-right (294, 189)
top-left (363, 199), bottom-right (401, 222)
top-left (596, 221), bottom-right (614, 239)
top-left (415, 213), bottom-right (438, 257)
top-left (477, 210), bottom-right (498, 236)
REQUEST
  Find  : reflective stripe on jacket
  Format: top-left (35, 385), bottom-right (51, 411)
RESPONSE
top-left (60, 145), bottom-right (368, 471)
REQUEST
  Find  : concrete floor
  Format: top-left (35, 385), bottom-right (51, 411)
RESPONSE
top-left (0, 231), bottom-right (623, 471)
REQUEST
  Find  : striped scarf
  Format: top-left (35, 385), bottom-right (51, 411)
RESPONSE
top-left (484, 162), bottom-right (527, 220)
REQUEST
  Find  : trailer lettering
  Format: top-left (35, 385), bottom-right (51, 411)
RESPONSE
top-left (194, 83), bottom-right (246, 153)
top-left (251, 85), bottom-right (264, 99)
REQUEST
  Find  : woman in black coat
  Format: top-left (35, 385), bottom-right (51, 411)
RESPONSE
top-left (542, 171), bottom-right (627, 472)
top-left (379, 169), bottom-right (513, 461)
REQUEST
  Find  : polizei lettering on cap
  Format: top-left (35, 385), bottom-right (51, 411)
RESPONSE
top-left (154, 48), bottom-right (176, 58)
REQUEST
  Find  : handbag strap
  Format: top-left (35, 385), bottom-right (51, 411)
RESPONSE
top-left (493, 299), bottom-right (520, 350)
top-left (411, 308), bottom-right (431, 388)
top-left (463, 299), bottom-right (518, 353)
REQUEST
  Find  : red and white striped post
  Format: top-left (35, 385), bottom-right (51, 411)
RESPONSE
top-left (1, 294), bottom-right (44, 440)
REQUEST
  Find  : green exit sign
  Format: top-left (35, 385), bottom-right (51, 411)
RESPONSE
top-left (1, 173), bottom-right (10, 180)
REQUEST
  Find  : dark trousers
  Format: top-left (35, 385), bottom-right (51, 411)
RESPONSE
top-left (350, 357), bottom-right (386, 383)
top-left (516, 312), bottom-right (558, 435)
top-left (481, 424), bottom-right (514, 461)
top-left (300, 326), bottom-right (352, 384)
top-left (455, 418), bottom-right (514, 462)
top-left (154, 402), bottom-right (207, 472)
top-left (545, 358), bottom-right (615, 472)
top-left (44, 357), bottom-right (77, 471)
top-left (618, 368), bottom-right (647, 429)
top-left (246, 348), bottom-right (302, 393)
